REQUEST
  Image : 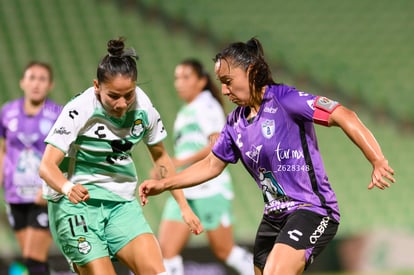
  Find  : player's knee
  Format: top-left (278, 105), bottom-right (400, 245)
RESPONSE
top-left (264, 258), bottom-right (305, 275)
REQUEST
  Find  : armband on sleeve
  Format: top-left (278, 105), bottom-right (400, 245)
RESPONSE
top-left (313, 96), bottom-right (341, 126)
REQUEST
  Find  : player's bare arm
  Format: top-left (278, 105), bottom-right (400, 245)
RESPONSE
top-left (140, 152), bottom-right (227, 203)
top-left (39, 144), bottom-right (90, 203)
top-left (328, 105), bottom-right (395, 189)
top-left (147, 141), bottom-right (203, 234)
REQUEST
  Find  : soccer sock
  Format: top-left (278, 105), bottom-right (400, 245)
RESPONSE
top-left (225, 246), bottom-right (254, 275)
top-left (163, 255), bottom-right (184, 275)
top-left (23, 258), bottom-right (50, 275)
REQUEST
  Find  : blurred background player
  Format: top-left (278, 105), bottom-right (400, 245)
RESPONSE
top-left (157, 59), bottom-right (254, 275)
top-left (0, 61), bottom-right (62, 275)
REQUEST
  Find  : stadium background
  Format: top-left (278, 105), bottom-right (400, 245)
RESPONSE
top-left (0, 0), bottom-right (412, 274)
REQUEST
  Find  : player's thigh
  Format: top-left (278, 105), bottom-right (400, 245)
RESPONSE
top-left (158, 220), bottom-right (191, 258)
top-left (206, 224), bottom-right (235, 260)
top-left (265, 243), bottom-right (305, 275)
top-left (75, 256), bottom-right (116, 275)
top-left (23, 227), bottom-right (52, 260)
top-left (253, 214), bottom-right (281, 270)
top-left (116, 233), bottom-right (165, 274)
top-left (105, 200), bottom-right (153, 259)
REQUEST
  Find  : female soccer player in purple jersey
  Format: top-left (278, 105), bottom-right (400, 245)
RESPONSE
top-left (139, 37), bottom-right (395, 275)
top-left (0, 61), bottom-right (62, 274)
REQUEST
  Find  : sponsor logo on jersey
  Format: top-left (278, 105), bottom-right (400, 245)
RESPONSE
top-left (275, 142), bottom-right (304, 161)
top-left (288, 229), bottom-right (303, 242)
top-left (69, 109), bottom-right (79, 119)
top-left (245, 144), bottom-right (262, 163)
top-left (157, 117), bottom-right (165, 133)
top-left (310, 216), bottom-right (330, 244)
top-left (53, 126), bottom-right (71, 135)
top-left (94, 125), bottom-right (106, 138)
top-left (264, 106), bottom-right (278, 114)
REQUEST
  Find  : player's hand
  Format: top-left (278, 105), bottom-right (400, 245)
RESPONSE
top-left (181, 205), bottom-right (204, 235)
top-left (138, 179), bottom-right (166, 206)
top-left (67, 184), bottom-right (90, 204)
top-left (368, 158), bottom-right (395, 190)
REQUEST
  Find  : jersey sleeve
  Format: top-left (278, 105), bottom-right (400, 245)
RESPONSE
top-left (211, 123), bottom-right (239, 164)
top-left (278, 87), bottom-right (316, 122)
top-left (279, 87), bottom-right (340, 126)
top-left (44, 99), bottom-right (84, 153)
top-left (197, 103), bottom-right (225, 137)
top-left (131, 87), bottom-right (167, 145)
top-left (144, 108), bottom-right (167, 145)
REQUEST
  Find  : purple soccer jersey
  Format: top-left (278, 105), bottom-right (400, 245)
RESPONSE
top-left (0, 98), bottom-right (62, 203)
top-left (212, 84), bottom-right (340, 222)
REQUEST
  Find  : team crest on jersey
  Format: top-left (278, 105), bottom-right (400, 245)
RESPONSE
top-left (261, 120), bottom-right (275, 139)
top-left (77, 237), bottom-right (91, 255)
top-left (131, 119), bottom-right (144, 137)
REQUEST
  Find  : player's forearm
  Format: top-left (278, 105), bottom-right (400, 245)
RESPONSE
top-left (39, 160), bottom-right (70, 194)
top-left (336, 108), bottom-right (385, 165)
top-left (163, 153), bottom-right (224, 190)
top-left (169, 189), bottom-right (190, 209)
top-left (174, 146), bottom-right (211, 168)
top-left (349, 124), bottom-right (385, 165)
top-left (152, 151), bottom-right (189, 207)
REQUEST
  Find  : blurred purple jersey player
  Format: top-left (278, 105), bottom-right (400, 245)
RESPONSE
top-left (1, 97), bottom-right (61, 203)
top-left (0, 61), bottom-right (61, 275)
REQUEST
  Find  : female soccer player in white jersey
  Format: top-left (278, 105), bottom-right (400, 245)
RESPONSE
top-left (39, 37), bottom-right (202, 275)
top-left (139, 37), bottom-right (395, 275)
top-left (158, 59), bottom-right (253, 275)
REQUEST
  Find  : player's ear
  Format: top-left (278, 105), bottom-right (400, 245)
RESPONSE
top-left (93, 80), bottom-right (99, 94)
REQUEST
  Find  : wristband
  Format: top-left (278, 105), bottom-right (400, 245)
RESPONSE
top-left (61, 181), bottom-right (75, 196)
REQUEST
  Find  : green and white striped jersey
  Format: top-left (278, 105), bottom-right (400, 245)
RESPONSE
top-left (43, 87), bottom-right (167, 202)
top-left (174, 91), bottom-right (233, 199)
